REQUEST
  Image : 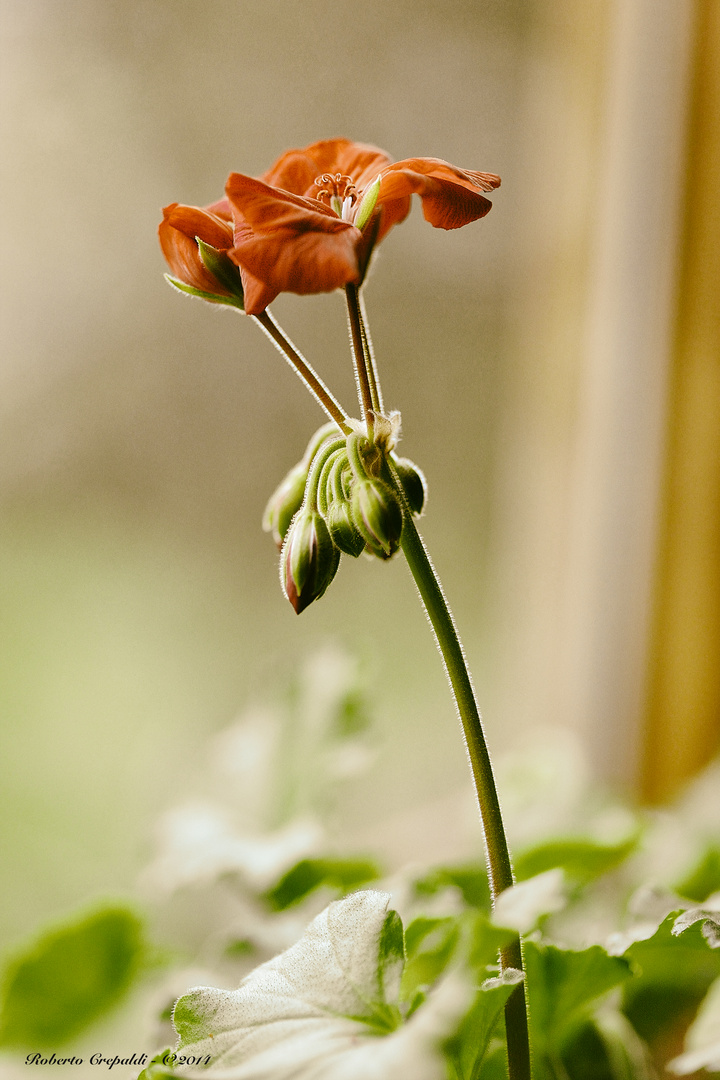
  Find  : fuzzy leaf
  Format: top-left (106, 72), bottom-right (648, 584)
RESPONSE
top-left (673, 906), bottom-right (720, 948)
top-left (158, 891), bottom-right (471, 1080)
top-left (0, 905), bottom-right (144, 1048)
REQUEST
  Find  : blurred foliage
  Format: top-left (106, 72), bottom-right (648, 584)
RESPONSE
top-left (0, 905), bottom-right (145, 1049)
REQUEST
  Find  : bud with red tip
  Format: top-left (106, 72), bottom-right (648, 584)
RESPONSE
top-left (281, 509), bottom-right (340, 614)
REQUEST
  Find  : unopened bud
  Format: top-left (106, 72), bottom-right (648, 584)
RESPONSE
top-left (351, 479), bottom-right (403, 560)
top-left (282, 510), bottom-right (340, 614)
top-left (262, 462), bottom-right (308, 548)
top-left (325, 497), bottom-right (365, 558)
top-left (392, 456), bottom-right (427, 516)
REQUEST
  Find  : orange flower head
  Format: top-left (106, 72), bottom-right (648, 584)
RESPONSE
top-left (225, 138), bottom-right (501, 314)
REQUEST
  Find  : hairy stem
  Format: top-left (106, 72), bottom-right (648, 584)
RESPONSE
top-left (345, 284), bottom-right (376, 432)
top-left (253, 310), bottom-right (351, 433)
top-left (357, 288), bottom-right (384, 414)
top-left (386, 460), bottom-right (532, 1080)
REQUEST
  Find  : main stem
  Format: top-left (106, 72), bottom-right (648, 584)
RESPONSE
top-left (387, 462), bottom-right (531, 1080)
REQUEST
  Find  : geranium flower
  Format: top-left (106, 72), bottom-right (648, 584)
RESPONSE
top-left (225, 138), bottom-right (501, 314)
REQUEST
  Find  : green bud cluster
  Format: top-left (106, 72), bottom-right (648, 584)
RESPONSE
top-left (263, 423), bottom-right (427, 613)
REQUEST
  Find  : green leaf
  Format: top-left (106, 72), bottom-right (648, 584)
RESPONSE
top-left (443, 969), bottom-right (524, 1080)
top-left (163, 891), bottom-right (471, 1080)
top-left (524, 941), bottom-right (631, 1065)
top-left (622, 913), bottom-right (720, 1045)
top-left (164, 274), bottom-right (244, 309)
top-left (0, 904), bottom-right (144, 1048)
top-left (556, 1014), bottom-right (654, 1080)
top-left (467, 913), bottom-right (517, 973)
top-left (514, 834), bottom-right (638, 884)
top-left (675, 845), bottom-right (720, 903)
top-left (401, 917), bottom-right (460, 1001)
top-left (262, 856), bottom-right (381, 911)
top-left (413, 863), bottom-right (491, 911)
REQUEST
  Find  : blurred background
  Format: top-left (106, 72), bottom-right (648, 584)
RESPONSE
top-left (1, 0), bottom-right (718, 951)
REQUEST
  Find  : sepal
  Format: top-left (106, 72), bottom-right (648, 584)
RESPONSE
top-left (196, 237), bottom-right (245, 306)
top-left (163, 274), bottom-right (243, 309)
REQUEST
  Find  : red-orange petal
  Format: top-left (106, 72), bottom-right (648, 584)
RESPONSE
top-left (159, 203), bottom-right (235, 294)
top-left (263, 138), bottom-right (393, 200)
top-left (379, 158), bottom-right (501, 229)
top-left (230, 227), bottom-right (361, 313)
top-left (226, 174), bottom-right (349, 234)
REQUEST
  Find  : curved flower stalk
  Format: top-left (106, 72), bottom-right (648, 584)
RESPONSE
top-left (157, 138), bottom-right (531, 1078)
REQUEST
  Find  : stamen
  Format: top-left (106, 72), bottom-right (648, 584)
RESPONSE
top-left (314, 172), bottom-right (357, 214)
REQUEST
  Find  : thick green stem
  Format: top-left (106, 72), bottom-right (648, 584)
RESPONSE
top-left (386, 461), bottom-right (532, 1080)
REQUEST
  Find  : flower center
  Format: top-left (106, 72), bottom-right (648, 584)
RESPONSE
top-left (315, 173), bottom-right (357, 220)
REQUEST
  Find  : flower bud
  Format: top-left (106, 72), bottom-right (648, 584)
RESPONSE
top-left (262, 462), bottom-right (308, 548)
top-left (351, 479), bottom-right (403, 560)
top-left (392, 456), bottom-right (427, 516)
top-left (282, 510), bottom-right (340, 614)
top-left (325, 497), bottom-right (365, 558)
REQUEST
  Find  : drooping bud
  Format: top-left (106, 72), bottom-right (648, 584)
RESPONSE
top-left (282, 509), bottom-right (340, 614)
top-left (262, 462), bottom-right (308, 548)
top-left (392, 456), bottom-right (427, 517)
top-left (350, 478), bottom-right (403, 560)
